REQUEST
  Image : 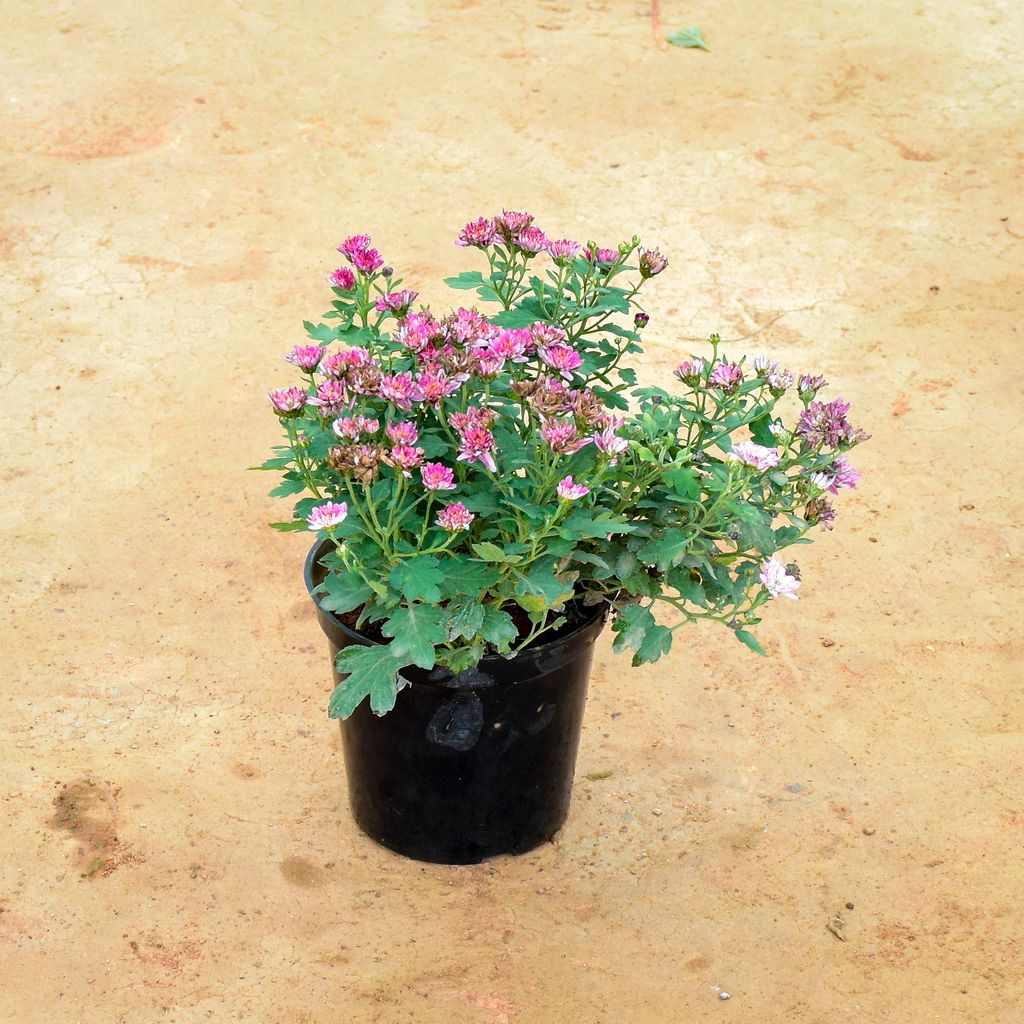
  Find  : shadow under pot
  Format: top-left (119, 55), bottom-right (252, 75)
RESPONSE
top-left (304, 538), bottom-right (607, 865)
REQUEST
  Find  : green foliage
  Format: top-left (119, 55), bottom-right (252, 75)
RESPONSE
top-left (261, 210), bottom-right (867, 715)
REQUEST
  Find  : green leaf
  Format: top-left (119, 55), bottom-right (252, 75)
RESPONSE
top-left (381, 604), bottom-right (446, 669)
top-left (269, 476), bottom-right (307, 498)
top-left (443, 271), bottom-right (485, 290)
top-left (445, 641), bottom-right (486, 674)
top-left (318, 570), bottom-right (374, 614)
top-left (611, 603), bottom-right (655, 654)
top-left (634, 621), bottom-right (673, 665)
top-left (665, 466), bottom-right (701, 501)
top-left (514, 563), bottom-right (576, 613)
top-left (436, 556), bottom-right (502, 599)
top-left (472, 541), bottom-right (520, 564)
top-left (268, 520), bottom-right (307, 532)
top-left (303, 320), bottom-right (341, 342)
top-left (666, 26), bottom-right (710, 51)
top-left (558, 510), bottom-right (636, 540)
top-left (329, 645), bottom-right (404, 718)
top-left (388, 555), bottom-right (444, 602)
top-left (250, 455), bottom-right (293, 471)
top-left (638, 528), bottom-right (693, 571)
top-left (479, 606), bottom-right (518, 653)
top-left (444, 600), bottom-right (486, 642)
top-left (735, 629), bottom-right (766, 656)
top-left (731, 502), bottom-right (777, 555)
top-left (490, 307), bottom-right (544, 329)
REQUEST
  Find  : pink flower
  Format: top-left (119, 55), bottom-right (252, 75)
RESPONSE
top-left (456, 217), bottom-right (497, 248)
top-left (449, 407), bottom-right (496, 433)
top-left (396, 311), bottom-right (440, 354)
top-left (307, 501), bottom-right (348, 531)
top-left (351, 248), bottom-right (384, 274)
top-left (556, 476), bottom-right (590, 500)
top-left (435, 501), bottom-right (475, 531)
top-left (420, 462), bottom-right (456, 492)
top-left (674, 357), bottom-right (706, 384)
top-left (530, 322), bottom-right (567, 348)
top-left (387, 445), bottom-right (425, 475)
top-left (759, 558), bottom-right (801, 600)
top-left (709, 363), bottom-right (744, 393)
top-left (489, 328), bottom-right (532, 362)
top-left (456, 425), bottom-right (498, 473)
top-left (634, 312), bottom-right (650, 328)
top-left (585, 247), bottom-right (619, 266)
top-left (540, 344), bottom-right (583, 380)
top-left (337, 234), bottom-right (371, 261)
top-left (514, 227), bottom-right (549, 254)
top-left (593, 427), bottom-right (629, 460)
top-left (639, 247), bottom-right (668, 278)
top-left (497, 210), bottom-right (535, 238)
top-left (333, 415), bottom-right (380, 439)
top-left (449, 307), bottom-right (491, 346)
top-left (285, 345), bottom-right (323, 372)
top-left (540, 419), bottom-right (591, 455)
top-left (725, 441), bottom-right (781, 471)
top-left (375, 289), bottom-right (418, 315)
top-left (752, 356), bottom-right (794, 394)
top-left (328, 266), bottom-right (356, 290)
top-left (476, 353), bottom-right (506, 377)
top-left (320, 348), bottom-right (371, 378)
top-left (379, 371), bottom-right (421, 411)
top-left (385, 421), bottom-right (419, 446)
top-left (416, 368), bottom-right (462, 404)
top-left (268, 387), bottom-right (308, 416)
top-left (546, 238), bottom-right (582, 265)
top-left (311, 379), bottom-right (349, 417)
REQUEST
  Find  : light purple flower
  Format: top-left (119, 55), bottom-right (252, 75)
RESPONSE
top-left (328, 266), bottom-right (356, 290)
top-left (307, 501), bottom-right (348, 531)
top-left (674, 357), bottom-right (706, 384)
top-left (709, 363), bottom-right (744, 393)
top-left (638, 247), bottom-right (668, 278)
top-left (585, 247), bottom-right (619, 266)
top-left (456, 217), bottom-right (498, 248)
top-left (593, 427), bottom-right (629, 460)
top-left (807, 457), bottom-right (861, 494)
top-left (759, 558), bottom-right (801, 600)
top-left (420, 462), bottom-right (456, 492)
top-left (456, 425), bottom-right (497, 473)
top-left (798, 374), bottom-right (828, 399)
top-left (725, 441), bottom-right (781, 471)
top-left (285, 344), bottom-right (323, 372)
top-left (268, 387), bottom-right (307, 416)
top-left (539, 344), bottom-right (583, 380)
top-left (547, 238), bottom-right (582, 265)
top-left (634, 312), bottom-right (650, 328)
top-left (796, 398), bottom-right (867, 449)
top-left (375, 289), bottom-right (418, 316)
top-left (435, 501), bottom-right (475, 531)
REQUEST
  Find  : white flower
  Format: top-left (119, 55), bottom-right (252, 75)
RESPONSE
top-left (759, 558), bottom-right (801, 600)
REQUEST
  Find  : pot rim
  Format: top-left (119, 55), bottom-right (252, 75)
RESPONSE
top-left (303, 536), bottom-right (608, 670)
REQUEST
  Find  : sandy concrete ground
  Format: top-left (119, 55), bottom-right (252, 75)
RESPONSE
top-left (3, 0), bottom-right (1022, 1021)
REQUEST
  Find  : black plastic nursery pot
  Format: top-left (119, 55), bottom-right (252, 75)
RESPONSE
top-left (304, 539), bottom-right (606, 865)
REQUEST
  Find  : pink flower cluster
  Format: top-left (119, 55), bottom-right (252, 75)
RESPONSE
top-left (435, 502), bottom-right (474, 531)
top-left (725, 441), bottom-right (781, 471)
top-left (307, 501), bottom-right (348, 531)
top-left (337, 233), bottom-right (384, 275)
top-left (759, 558), bottom-right (800, 600)
top-left (796, 398), bottom-right (868, 449)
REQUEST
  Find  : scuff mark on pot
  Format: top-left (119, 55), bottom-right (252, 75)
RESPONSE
top-left (426, 693), bottom-right (484, 750)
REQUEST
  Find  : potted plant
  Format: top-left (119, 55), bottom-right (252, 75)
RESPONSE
top-left (258, 211), bottom-right (868, 864)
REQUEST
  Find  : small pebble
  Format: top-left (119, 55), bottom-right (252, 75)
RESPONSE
top-left (846, 902), bottom-right (855, 910)
top-left (862, 826), bottom-right (875, 836)
top-left (719, 991), bottom-right (730, 1001)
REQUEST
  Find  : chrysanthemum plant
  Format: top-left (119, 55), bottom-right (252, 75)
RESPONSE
top-left (260, 213), bottom-right (868, 718)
